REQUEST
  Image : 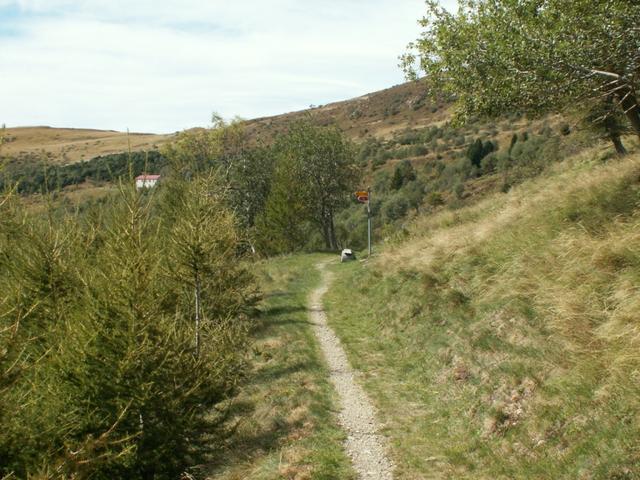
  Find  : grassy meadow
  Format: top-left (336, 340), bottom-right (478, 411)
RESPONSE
top-left (323, 143), bottom-right (640, 479)
top-left (205, 254), bottom-right (355, 480)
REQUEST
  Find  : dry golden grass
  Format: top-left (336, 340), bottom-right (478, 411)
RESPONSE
top-left (0, 126), bottom-right (171, 165)
top-left (324, 145), bottom-right (640, 478)
top-left (244, 81), bottom-right (451, 143)
top-left (383, 142), bottom-right (633, 270)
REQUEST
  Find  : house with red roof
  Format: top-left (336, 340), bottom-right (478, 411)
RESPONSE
top-left (135, 174), bottom-right (160, 190)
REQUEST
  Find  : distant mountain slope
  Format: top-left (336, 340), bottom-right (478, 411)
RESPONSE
top-left (0, 126), bottom-right (172, 165)
top-left (245, 81), bottom-right (451, 142)
top-left (0, 82), bottom-right (449, 166)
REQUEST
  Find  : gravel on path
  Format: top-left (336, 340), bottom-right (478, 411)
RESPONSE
top-left (308, 261), bottom-right (395, 480)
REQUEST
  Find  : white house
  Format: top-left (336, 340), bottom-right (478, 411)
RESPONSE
top-left (135, 174), bottom-right (160, 190)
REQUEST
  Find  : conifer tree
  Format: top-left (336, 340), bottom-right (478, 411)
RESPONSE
top-left (257, 154), bottom-right (311, 253)
top-left (0, 179), bottom-right (256, 478)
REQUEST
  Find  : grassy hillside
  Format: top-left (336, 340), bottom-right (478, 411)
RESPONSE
top-left (323, 142), bottom-right (640, 479)
top-left (0, 126), bottom-right (171, 165)
top-left (245, 81), bottom-right (451, 143)
top-left (0, 82), bottom-right (441, 168)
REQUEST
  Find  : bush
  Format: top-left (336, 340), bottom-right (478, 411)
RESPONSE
top-left (373, 169), bottom-right (393, 194)
top-left (481, 152), bottom-right (500, 174)
top-left (335, 205), bottom-right (369, 250)
top-left (411, 145), bottom-right (429, 157)
top-left (391, 160), bottom-right (417, 190)
top-left (427, 191), bottom-right (445, 207)
top-left (466, 138), bottom-right (497, 169)
top-left (382, 192), bottom-right (409, 222)
top-left (560, 123), bottom-right (572, 135)
top-left (398, 131), bottom-right (421, 145)
top-left (404, 180), bottom-right (426, 212)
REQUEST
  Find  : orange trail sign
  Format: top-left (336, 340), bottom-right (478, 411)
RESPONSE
top-left (355, 191), bottom-right (369, 203)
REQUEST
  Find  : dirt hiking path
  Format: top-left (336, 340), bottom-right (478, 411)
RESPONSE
top-left (309, 262), bottom-right (394, 480)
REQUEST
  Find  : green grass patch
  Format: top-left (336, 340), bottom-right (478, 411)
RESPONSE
top-left (204, 253), bottom-right (355, 480)
top-left (323, 152), bottom-right (640, 479)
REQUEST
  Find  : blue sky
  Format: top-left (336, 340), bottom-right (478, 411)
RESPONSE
top-left (0, 0), bottom-right (457, 133)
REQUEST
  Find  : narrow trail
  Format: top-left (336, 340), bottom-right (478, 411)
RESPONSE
top-left (308, 261), bottom-right (394, 480)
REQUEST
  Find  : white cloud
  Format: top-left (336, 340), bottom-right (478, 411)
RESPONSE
top-left (0, 0), bottom-right (456, 132)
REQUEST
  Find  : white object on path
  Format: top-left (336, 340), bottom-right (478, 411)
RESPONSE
top-left (341, 249), bottom-right (356, 262)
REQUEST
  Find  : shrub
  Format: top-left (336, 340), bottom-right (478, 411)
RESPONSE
top-left (427, 191), bottom-right (445, 207)
top-left (382, 192), bottom-right (409, 222)
top-left (466, 138), bottom-right (497, 169)
top-left (560, 123), bottom-right (572, 135)
top-left (398, 131), bottom-right (421, 145)
top-left (481, 152), bottom-right (499, 174)
top-left (404, 180), bottom-right (426, 212)
top-left (411, 145), bottom-right (429, 157)
top-left (391, 160), bottom-right (417, 190)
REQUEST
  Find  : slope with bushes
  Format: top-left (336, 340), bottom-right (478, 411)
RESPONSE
top-left (324, 143), bottom-right (640, 479)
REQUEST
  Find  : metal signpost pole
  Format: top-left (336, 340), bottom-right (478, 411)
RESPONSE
top-left (367, 187), bottom-right (372, 257)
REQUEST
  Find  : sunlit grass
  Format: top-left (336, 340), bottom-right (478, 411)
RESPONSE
top-left (324, 148), bottom-right (640, 479)
top-left (205, 253), bottom-right (355, 480)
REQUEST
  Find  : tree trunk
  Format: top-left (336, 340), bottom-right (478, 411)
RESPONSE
top-left (617, 87), bottom-right (640, 138)
top-left (328, 213), bottom-right (338, 251)
top-left (609, 132), bottom-right (627, 156)
top-left (194, 271), bottom-right (201, 358)
top-left (321, 222), bottom-right (331, 250)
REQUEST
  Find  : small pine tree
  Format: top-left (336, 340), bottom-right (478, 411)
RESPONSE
top-left (257, 155), bottom-right (310, 253)
top-left (509, 133), bottom-right (518, 153)
top-left (391, 166), bottom-right (404, 190)
top-left (467, 138), bottom-right (484, 168)
top-left (391, 160), bottom-right (417, 190)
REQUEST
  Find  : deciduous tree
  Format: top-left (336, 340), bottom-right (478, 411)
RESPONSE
top-left (402, 1), bottom-right (640, 147)
top-left (270, 121), bottom-right (357, 250)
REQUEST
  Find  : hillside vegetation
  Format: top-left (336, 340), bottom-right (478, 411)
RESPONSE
top-left (2, 2), bottom-right (639, 477)
top-left (324, 142), bottom-right (640, 479)
top-left (0, 126), bottom-right (171, 165)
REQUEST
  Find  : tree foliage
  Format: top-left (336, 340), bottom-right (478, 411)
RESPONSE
top-left (0, 173), bottom-right (256, 478)
top-left (0, 150), bottom-right (166, 194)
top-left (162, 119), bottom-right (276, 232)
top-left (402, 0), bottom-right (640, 140)
top-left (256, 154), bottom-right (311, 253)
top-left (391, 159), bottom-right (417, 190)
top-left (259, 121), bottom-right (357, 251)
